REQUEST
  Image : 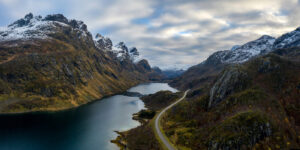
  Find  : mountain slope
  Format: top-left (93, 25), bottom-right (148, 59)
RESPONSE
top-left (170, 29), bottom-right (299, 90)
top-left (164, 47), bottom-right (300, 149)
top-left (0, 13), bottom-right (159, 113)
top-left (165, 27), bottom-right (300, 149)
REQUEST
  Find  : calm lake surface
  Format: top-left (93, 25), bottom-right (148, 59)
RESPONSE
top-left (0, 83), bottom-right (177, 150)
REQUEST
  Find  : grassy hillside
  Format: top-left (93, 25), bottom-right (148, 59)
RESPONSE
top-left (0, 19), bottom-right (158, 113)
top-left (163, 48), bottom-right (300, 149)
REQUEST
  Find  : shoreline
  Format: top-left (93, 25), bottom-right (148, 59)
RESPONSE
top-left (111, 90), bottom-right (183, 150)
top-left (0, 82), bottom-right (151, 115)
top-left (110, 103), bottom-right (155, 149)
top-left (111, 131), bottom-right (128, 150)
top-left (111, 110), bottom-right (149, 150)
top-left (0, 82), bottom-right (176, 150)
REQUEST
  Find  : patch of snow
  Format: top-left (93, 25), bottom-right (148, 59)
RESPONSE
top-left (273, 27), bottom-right (300, 49)
top-left (94, 33), bottom-right (112, 50)
top-left (204, 35), bottom-right (276, 64)
top-left (0, 20), bottom-right (54, 41)
top-left (223, 35), bottom-right (275, 63)
top-left (0, 13), bottom-right (90, 42)
top-left (109, 42), bottom-right (141, 62)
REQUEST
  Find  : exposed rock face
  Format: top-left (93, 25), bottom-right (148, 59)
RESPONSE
top-left (115, 42), bottom-right (128, 52)
top-left (129, 47), bottom-right (140, 61)
top-left (8, 13), bottom-right (35, 28)
top-left (112, 42), bottom-right (141, 62)
top-left (137, 59), bottom-right (152, 72)
top-left (205, 51), bottom-right (229, 65)
top-left (130, 47), bottom-right (139, 55)
top-left (43, 14), bottom-right (69, 24)
top-left (94, 33), bottom-right (113, 50)
top-left (209, 66), bottom-right (249, 107)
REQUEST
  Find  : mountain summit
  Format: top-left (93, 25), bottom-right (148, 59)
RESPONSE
top-left (0, 13), bottom-right (91, 42)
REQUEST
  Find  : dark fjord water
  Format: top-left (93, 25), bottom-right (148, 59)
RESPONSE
top-left (0, 83), bottom-right (177, 150)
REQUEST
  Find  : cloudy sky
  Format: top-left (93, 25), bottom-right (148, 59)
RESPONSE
top-left (0, 0), bottom-right (300, 69)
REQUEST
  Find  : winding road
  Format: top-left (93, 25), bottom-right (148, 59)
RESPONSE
top-left (155, 89), bottom-right (190, 150)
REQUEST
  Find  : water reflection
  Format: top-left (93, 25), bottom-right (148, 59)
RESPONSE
top-left (0, 83), bottom-right (177, 150)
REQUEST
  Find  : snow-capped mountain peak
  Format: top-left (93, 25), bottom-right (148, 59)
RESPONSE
top-left (273, 27), bottom-right (300, 49)
top-left (111, 42), bottom-right (141, 62)
top-left (204, 35), bottom-right (276, 65)
top-left (92, 33), bottom-right (142, 63)
top-left (0, 13), bottom-right (90, 42)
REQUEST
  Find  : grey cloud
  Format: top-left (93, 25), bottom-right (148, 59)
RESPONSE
top-left (0, 0), bottom-right (300, 69)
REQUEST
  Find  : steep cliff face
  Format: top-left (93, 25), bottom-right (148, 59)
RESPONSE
top-left (208, 66), bottom-right (249, 108)
top-left (0, 13), bottom-right (159, 113)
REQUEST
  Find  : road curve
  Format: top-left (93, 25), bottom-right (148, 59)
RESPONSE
top-left (155, 90), bottom-right (190, 150)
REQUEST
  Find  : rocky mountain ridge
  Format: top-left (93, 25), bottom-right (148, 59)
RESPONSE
top-left (204, 35), bottom-right (275, 65)
top-left (203, 27), bottom-right (300, 66)
top-left (0, 13), bottom-right (161, 113)
top-left (94, 34), bottom-right (141, 62)
top-left (1, 13), bottom-right (143, 64)
top-left (171, 26), bottom-right (300, 90)
top-left (0, 13), bottom-right (91, 42)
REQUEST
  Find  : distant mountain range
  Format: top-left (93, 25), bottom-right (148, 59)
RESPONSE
top-left (0, 13), bottom-right (162, 113)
